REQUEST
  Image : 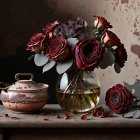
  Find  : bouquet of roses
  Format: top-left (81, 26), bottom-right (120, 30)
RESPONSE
top-left (26, 15), bottom-right (127, 74)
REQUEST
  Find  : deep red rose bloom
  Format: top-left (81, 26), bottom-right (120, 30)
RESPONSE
top-left (26, 33), bottom-right (47, 52)
top-left (103, 31), bottom-right (121, 47)
top-left (92, 106), bottom-right (104, 118)
top-left (105, 84), bottom-right (133, 114)
top-left (74, 39), bottom-right (105, 71)
top-left (93, 15), bottom-right (112, 31)
top-left (46, 37), bottom-right (70, 61)
top-left (115, 44), bottom-right (127, 68)
top-left (43, 21), bottom-right (60, 34)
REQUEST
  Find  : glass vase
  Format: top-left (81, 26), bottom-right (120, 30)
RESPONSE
top-left (56, 67), bottom-right (100, 112)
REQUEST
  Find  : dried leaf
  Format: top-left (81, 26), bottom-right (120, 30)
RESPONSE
top-left (56, 115), bottom-right (61, 118)
top-left (65, 113), bottom-right (72, 117)
top-left (81, 113), bottom-right (88, 120)
top-left (64, 113), bottom-right (72, 119)
top-left (43, 60), bottom-right (56, 73)
top-left (99, 51), bottom-right (115, 69)
top-left (60, 73), bottom-right (68, 91)
top-left (114, 62), bottom-right (121, 73)
top-left (11, 117), bottom-right (20, 120)
top-left (123, 110), bottom-right (137, 118)
top-left (34, 53), bottom-right (48, 66)
top-left (64, 115), bottom-right (68, 119)
top-left (56, 58), bottom-right (73, 74)
top-left (44, 117), bottom-right (49, 121)
top-left (133, 110), bottom-right (140, 119)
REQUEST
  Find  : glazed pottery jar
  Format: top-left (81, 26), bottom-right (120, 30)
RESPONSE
top-left (1, 73), bottom-right (49, 113)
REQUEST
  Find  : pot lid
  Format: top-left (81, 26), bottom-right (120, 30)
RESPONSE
top-left (8, 73), bottom-right (48, 91)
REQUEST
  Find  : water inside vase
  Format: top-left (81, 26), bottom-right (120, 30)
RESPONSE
top-left (56, 85), bottom-right (100, 112)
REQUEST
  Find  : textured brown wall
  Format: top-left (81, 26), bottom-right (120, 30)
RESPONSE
top-left (0, 0), bottom-right (140, 103)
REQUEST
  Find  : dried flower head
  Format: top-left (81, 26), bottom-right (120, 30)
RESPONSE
top-left (92, 106), bottom-right (104, 118)
top-left (54, 17), bottom-right (90, 40)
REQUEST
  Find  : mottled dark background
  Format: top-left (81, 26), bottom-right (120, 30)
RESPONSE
top-left (0, 0), bottom-right (140, 103)
top-left (0, 0), bottom-right (63, 103)
top-left (0, 0), bottom-right (80, 103)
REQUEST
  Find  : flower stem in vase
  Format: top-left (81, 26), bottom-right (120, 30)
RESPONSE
top-left (56, 68), bottom-right (100, 112)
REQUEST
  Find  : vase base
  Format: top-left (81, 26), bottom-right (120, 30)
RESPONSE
top-left (56, 89), bottom-right (100, 112)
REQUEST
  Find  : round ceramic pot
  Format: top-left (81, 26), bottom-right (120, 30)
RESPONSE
top-left (1, 73), bottom-right (49, 113)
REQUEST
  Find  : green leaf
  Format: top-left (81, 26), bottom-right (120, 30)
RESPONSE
top-left (34, 53), bottom-right (48, 67)
top-left (66, 38), bottom-right (79, 47)
top-left (42, 60), bottom-right (56, 73)
top-left (56, 58), bottom-right (73, 74)
top-left (114, 63), bottom-right (121, 73)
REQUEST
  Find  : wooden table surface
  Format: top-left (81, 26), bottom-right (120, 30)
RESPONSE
top-left (0, 104), bottom-right (140, 140)
top-left (0, 104), bottom-right (140, 128)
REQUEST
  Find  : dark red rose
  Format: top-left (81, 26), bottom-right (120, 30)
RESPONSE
top-left (92, 106), bottom-right (104, 118)
top-left (46, 37), bottom-right (70, 61)
top-left (93, 15), bottom-right (112, 31)
top-left (43, 21), bottom-right (60, 34)
top-left (105, 84), bottom-right (133, 114)
top-left (74, 39), bottom-right (105, 71)
top-left (27, 33), bottom-right (47, 52)
top-left (103, 31), bottom-right (121, 47)
top-left (115, 44), bottom-right (127, 68)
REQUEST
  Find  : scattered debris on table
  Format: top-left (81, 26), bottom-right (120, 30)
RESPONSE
top-left (56, 114), bottom-right (61, 118)
top-left (81, 113), bottom-right (88, 120)
top-left (4, 113), bottom-right (21, 120)
top-left (44, 117), bottom-right (49, 121)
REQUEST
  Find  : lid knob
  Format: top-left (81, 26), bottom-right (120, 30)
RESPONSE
top-left (15, 73), bottom-right (34, 81)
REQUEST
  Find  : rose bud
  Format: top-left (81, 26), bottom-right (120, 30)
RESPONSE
top-left (105, 84), bottom-right (133, 114)
top-left (93, 15), bottom-right (112, 31)
top-left (74, 39), bottom-right (105, 71)
top-left (92, 106), bottom-right (104, 118)
top-left (46, 37), bottom-right (70, 61)
top-left (103, 31), bottom-right (121, 47)
top-left (43, 21), bottom-right (60, 35)
top-left (26, 33), bottom-right (48, 52)
top-left (115, 44), bottom-right (127, 68)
